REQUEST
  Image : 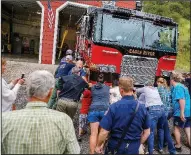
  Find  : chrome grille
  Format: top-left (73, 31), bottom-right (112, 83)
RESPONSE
top-left (120, 55), bottom-right (158, 85)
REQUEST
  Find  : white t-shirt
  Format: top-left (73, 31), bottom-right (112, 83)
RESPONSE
top-left (110, 86), bottom-right (121, 104)
top-left (136, 86), bottom-right (163, 107)
top-left (2, 78), bottom-right (21, 112)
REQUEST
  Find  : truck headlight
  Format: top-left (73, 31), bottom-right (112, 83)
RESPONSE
top-left (98, 65), bottom-right (109, 72)
top-left (161, 70), bottom-right (172, 77)
top-left (97, 65), bottom-right (116, 73)
top-left (109, 65), bottom-right (116, 73)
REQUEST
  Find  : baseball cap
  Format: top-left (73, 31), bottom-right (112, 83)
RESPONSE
top-left (66, 49), bottom-right (73, 55)
top-left (66, 55), bottom-right (73, 61)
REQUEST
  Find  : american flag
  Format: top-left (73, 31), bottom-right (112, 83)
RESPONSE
top-left (48, 0), bottom-right (54, 29)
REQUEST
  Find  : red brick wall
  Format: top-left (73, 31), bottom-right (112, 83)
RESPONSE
top-left (40, 1), bottom-right (136, 64)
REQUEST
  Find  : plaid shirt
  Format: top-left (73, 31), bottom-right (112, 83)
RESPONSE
top-left (158, 86), bottom-right (172, 110)
top-left (2, 101), bottom-right (80, 154)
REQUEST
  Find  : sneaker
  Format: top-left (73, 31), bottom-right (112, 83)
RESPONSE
top-left (174, 145), bottom-right (182, 152)
top-left (145, 151), bottom-right (149, 154)
top-left (158, 149), bottom-right (164, 154)
top-left (77, 136), bottom-right (82, 142)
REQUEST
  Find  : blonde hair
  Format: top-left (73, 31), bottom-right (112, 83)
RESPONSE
top-left (170, 71), bottom-right (184, 83)
top-left (2, 58), bottom-right (6, 65)
top-left (119, 77), bottom-right (134, 92)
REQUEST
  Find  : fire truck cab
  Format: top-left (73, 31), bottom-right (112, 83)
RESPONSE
top-left (75, 4), bottom-right (178, 86)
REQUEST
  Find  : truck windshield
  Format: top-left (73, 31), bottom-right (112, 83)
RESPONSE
top-left (94, 13), bottom-right (177, 53)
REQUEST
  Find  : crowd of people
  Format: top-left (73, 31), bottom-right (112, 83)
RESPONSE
top-left (1, 50), bottom-right (191, 154)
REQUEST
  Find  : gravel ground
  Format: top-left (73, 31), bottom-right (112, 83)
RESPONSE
top-left (2, 60), bottom-right (191, 154)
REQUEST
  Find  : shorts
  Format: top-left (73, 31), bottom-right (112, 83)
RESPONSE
top-left (79, 114), bottom-right (88, 131)
top-left (87, 111), bottom-right (105, 123)
top-left (173, 116), bottom-right (191, 128)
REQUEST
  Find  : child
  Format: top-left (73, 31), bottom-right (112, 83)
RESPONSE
top-left (78, 88), bottom-right (92, 142)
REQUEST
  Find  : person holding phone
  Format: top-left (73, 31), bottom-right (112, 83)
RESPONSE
top-left (2, 58), bottom-right (25, 112)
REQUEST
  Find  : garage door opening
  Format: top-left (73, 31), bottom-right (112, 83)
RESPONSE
top-left (54, 2), bottom-right (90, 64)
top-left (1, 1), bottom-right (42, 63)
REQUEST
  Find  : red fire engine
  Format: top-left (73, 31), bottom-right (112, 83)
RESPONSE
top-left (75, 4), bottom-right (178, 86)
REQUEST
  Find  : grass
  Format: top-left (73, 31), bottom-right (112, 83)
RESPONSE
top-left (175, 18), bottom-right (190, 72)
top-left (175, 51), bottom-right (190, 72)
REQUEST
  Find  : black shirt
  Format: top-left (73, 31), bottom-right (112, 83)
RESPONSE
top-left (59, 74), bottom-right (88, 101)
top-left (185, 78), bottom-right (191, 96)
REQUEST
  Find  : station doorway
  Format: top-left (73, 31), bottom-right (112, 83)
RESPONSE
top-left (1, 1), bottom-right (42, 63)
top-left (54, 2), bottom-right (89, 64)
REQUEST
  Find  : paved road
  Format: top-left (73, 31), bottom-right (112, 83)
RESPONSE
top-left (3, 61), bottom-right (191, 154)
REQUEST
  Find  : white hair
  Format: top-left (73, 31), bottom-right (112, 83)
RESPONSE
top-left (26, 70), bottom-right (55, 99)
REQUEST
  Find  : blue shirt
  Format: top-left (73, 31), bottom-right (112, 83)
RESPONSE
top-left (55, 62), bottom-right (75, 78)
top-left (100, 96), bottom-right (150, 140)
top-left (171, 83), bottom-right (191, 117)
top-left (68, 68), bottom-right (86, 77)
top-left (89, 83), bottom-right (110, 112)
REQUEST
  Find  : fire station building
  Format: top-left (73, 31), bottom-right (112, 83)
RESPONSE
top-left (1, 1), bottom-right (137, 64)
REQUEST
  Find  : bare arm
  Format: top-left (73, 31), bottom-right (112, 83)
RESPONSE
top-left (95, 128), bottom-right (109, 153)
top-left (179, 99), bottom-right (185, 114)
top-left (97, 128), bottom-right (109, 147)
top-left (140, 128), bottom-right (150, 144)
top-left (82, 76), bottom-right (88, 83)
top-left (179, 99), bottom-right (186, 121)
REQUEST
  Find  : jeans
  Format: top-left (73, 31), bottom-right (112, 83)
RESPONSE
top-left (148, 105), bottom-right (165, 154)
top-left (158, 109), bottom-right (176, 154)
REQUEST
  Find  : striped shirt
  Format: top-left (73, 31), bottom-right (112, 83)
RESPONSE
top-left (2, 101), bottom-right (80, 154)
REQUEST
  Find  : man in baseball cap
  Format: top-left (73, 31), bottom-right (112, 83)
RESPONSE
top-left (60, 49), bottom-right (73, 63)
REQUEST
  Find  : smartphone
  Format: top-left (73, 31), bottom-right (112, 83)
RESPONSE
top-left (21, 74), bottom-right (25, 79)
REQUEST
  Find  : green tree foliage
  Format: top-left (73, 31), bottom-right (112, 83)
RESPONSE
top-left (143, 1), bottom-right (190, 72)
